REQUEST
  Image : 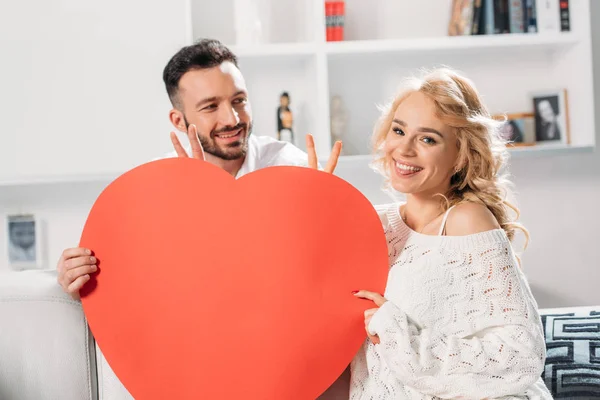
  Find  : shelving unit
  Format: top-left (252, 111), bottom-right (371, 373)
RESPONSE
top-left (1, 0), bottom-right (595, 185)
top-left (188, 0), bottom-right (595, 162)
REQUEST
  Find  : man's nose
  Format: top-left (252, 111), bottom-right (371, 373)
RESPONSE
top-left (219, 104), bottom-right (240, 126)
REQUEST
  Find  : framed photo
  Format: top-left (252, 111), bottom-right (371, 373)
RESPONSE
top-left (494, 112), bottom-right (536, 146)
top-left (531, 89), bottom-right (570, 145)
top-left (5, 214), bottom-right (43, 270)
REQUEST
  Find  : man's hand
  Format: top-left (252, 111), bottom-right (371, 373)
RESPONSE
top-left (170, 124), bottom-right (206, 160)
top-left (306, 134), bottom-right (342, 174)
top-left (57, 247), bottom-right (97, 300)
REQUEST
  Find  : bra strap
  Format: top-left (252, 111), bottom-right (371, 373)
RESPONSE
top-left (438, 206), bottom-right (456, 236)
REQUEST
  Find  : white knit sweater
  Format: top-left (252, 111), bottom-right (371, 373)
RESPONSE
top-left (350, 203), bottom-right (552, 399)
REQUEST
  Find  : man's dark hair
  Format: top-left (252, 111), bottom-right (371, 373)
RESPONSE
top-left (163, 39), bottom-right (239, 109)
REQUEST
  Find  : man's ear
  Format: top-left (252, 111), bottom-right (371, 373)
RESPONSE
top-left (169, 109), bottom-right (187, 132)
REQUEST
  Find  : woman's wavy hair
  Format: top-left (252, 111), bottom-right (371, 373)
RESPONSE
top-left (370, 67), bottom-right (529, 245)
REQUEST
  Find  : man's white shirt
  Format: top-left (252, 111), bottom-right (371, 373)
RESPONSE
top-left (159, 135), bottom-right (310, 178)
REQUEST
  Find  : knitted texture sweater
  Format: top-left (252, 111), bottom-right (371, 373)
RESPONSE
top-left (350, 203), bottom-right (552, 399)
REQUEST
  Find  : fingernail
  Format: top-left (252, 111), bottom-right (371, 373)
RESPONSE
top-left (86, 249), bottom-right (91, 255)
top-left (91, 265), bottom-right (97, 272)
top-left (351, 290), bottom-right (359, 294)
top-left (90, 256), bottom-right (96, 263)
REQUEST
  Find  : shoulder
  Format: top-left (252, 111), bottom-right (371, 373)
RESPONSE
top-left (250, 135), bottom-right (309, 168)
top-left (445, 202), bottom-right (501, 236)
top-left (373, 202), bottom-right (402, 229)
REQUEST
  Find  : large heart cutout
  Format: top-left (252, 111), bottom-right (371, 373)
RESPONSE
top-left (79, 158), bottom-right (388, 399)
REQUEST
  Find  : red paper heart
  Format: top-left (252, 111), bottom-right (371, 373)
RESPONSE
top-left (79, 158), bottom-right (388, 400)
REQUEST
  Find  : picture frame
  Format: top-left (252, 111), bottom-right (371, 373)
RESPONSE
top-left (530, 89), bottom-right (570, 145)
top-left (493, 112), bottom-right (536, 146)
top-left (5, 214), bottom-right (43, 270)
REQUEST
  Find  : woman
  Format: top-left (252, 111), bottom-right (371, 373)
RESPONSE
top-left (352, 68), bottom-right (551, 399)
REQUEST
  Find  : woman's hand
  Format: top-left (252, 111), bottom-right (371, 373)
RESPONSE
top-left (354, 290), bottom-right (388, 345)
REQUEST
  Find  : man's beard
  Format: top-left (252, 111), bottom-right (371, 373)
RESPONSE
top-left (183, 116), bottom-right (252, 161)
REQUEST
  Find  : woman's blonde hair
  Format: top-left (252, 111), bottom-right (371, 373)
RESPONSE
top-left (371, 67), bottom-right (529, 245)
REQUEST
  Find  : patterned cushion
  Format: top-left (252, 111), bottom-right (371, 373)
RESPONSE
top-left (539, 306), bottom-right (600, 399)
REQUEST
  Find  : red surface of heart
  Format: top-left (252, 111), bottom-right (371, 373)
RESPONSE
top-left (79, 158), bottom-right (389, 400)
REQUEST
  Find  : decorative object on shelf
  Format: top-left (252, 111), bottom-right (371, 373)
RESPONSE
top-left (5, 213), bottom-right (42, 270)
top-left (330, 95), bottom-right (348, 154)
top-left (494, 112), bottom-right (536, 146)
top-left (448, 0), bottom-right (475, 36)
top-left (531, 89), bottom-right (570, 145)
top-left (559, 0), bottom-right (570, 31)
top-left (233, 0), bottom-right (269, 45)
top-left (325, 1), bottom-right (345, 41)
top-left (449, 0), bottom-right (542, 36)
top-left (277, 92), bottom-right (294, 144)
top-left (536, 0), bottom-right (560, 33)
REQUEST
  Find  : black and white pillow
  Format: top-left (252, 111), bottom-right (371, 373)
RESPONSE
top-left (539, 306), bottom-right (600, 399)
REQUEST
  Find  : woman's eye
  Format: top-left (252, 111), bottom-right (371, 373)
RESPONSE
top-left (422, 136), bottom-right (436, 145)
top-left (392, 127), bottom-right (404, 136)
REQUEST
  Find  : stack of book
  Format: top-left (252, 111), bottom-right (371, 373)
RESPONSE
top-left (448, 0), bottom-right (570, 36)
top-left (325, 1), bottom-right (345, 41)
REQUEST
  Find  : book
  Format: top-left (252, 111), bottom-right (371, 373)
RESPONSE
top-left (536, 0), bottom-right (560, 33)
top-left (560, 0), bottom-right (570, 31)
top-left (524, 0), bottom-right (538, 32)
top-left (509, 0), bottom-right (525, 33)
top-left (494, 0), bottom-right (510, 34)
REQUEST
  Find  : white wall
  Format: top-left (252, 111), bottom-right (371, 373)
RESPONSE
top-left (1, 1), bottom-right (599, 309)
top-left (332, 2), bottom-right (600, 308)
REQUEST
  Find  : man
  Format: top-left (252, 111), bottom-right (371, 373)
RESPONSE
top-left (55, 39), bottom-right (347, 398)
top-left (57, 38), bottom-right (341, 298)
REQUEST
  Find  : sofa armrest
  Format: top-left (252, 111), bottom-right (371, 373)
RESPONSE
top-left (0, 269), bottom-right (98, 400)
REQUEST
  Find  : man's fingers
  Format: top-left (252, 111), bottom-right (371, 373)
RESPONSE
top-left (67, 274), bottom-right (90, 297)
top-left (324, 140), bottom-right (342, 174)
top-left (60, 247), bottom-right (91, 263)
top-left (187, 124), bottom-right (206, 161)
top-left (62, 255), bottom-right (96, 271)
top-left (170, 132), bottom-right (189, 158)
top-left (62, 265), bottom-right (97, 287)
top-left (305, 134), bottom-right (318, 169)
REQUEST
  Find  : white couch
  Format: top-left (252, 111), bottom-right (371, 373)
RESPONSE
top-left (0, 269), bottom-right (133, 400)
top-left (4, 269), bottom-right (597, 399)
top-left (0, 269), bottom-right (351, 400)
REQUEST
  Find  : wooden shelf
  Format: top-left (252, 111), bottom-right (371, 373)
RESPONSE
top-left (229, 42), bottom-right (317, 58)
top-left (325, 32), bottom-right (579, 58)
top-left (0, 145), bottom-right (594, 189)
top-left (221, 33), bottom-right (580, 59)
top-left (330, 144), bottom-right (595, 165)
top-left (0, 173), bottom-right (118, 188)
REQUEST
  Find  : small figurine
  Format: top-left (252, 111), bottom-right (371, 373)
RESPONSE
top-left (277, 92), bottom-right (294, 143)
top-left (330, 95), bottom-right (348, 153)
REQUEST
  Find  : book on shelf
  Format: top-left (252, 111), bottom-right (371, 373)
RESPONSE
top-left (325, 1), bottom-right (345, 42)
top-left (449, 0), bottom-right (568, 36)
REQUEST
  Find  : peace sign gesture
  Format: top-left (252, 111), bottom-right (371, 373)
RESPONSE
top-left (306, 134), bottom-right (342, 174)
top-left (169, 124), bottom-right (206, 160)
